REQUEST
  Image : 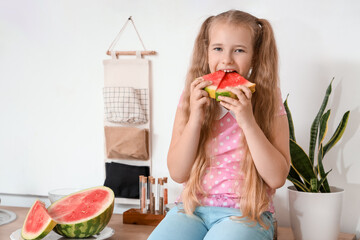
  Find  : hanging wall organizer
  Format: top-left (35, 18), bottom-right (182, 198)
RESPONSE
top-left (103, 16), bottom-right (156, 205)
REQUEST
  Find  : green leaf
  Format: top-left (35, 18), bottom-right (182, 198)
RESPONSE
top-left (310, 178), bottom-right (318, 192)
top-left (317, 169), bottom-right (332, 192)
top-left (318, 110), bottom-right (331, 148)
top-left (309, 79), bottom-right (333, 165)
top-left (290, 139), bottom-right (317, 185)
top-left (288, 165), bottom-right (304, 191)
top-left (287, 176), bottom-right (310, 192)
top-left (317, 144), bottom-right (330, 192)
top-left (323, 111), bottom-right (350, 156)
top-left (314, 167), bottom-right (318, 176)
top-left (284, 95), bottom-right (296, 141)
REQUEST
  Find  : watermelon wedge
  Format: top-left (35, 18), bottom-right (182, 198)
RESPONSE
top-left (47, 186), bottom-right (114, 238)
top-left (21, 200), bottom-right (57, 240)
top-left (203, 70), bottom-right (256, 101)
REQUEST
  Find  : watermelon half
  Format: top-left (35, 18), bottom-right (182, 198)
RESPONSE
top-left (21, 200), bottom-right (57, 240)
top-left (203, 70), bottom-right (256, 101)
top-left (47, 186), bottom-right (114, 238)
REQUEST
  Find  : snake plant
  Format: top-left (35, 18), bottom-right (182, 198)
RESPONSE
top-left (284, 79), bottom-right (350, 193)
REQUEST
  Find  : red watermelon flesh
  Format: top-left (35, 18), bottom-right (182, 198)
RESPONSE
top-left (21, 200), bottom-right (56, 240)
top-left (48, 188), bottom-right (111, 223)
top-left (203, 70), bottom-right (256, 101)
top-left (47, 186), bottom-right (114, 238)
top-left (202, 70), bottom-right (226, 88)
top-left (218, 72), bottom-right (255, 90)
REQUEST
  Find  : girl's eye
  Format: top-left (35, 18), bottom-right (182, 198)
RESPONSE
top-left (213, 47), bottom-right (222, 51)
top-left (235, 49), bottom-right (245, 53)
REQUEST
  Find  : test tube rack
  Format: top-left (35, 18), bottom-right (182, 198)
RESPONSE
top-left (123, 176), bottom-right (168, 226)
top-left (123, 208), bottom-right (165, 226)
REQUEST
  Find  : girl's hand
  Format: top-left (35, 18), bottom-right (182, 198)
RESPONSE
top-left (189, 77), bottom-right (212, 125)
top-left (218, 86), bottom-right (256, 130)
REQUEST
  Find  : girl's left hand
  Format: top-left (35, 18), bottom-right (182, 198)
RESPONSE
top-left (218, 86), bottom-right (256, 130)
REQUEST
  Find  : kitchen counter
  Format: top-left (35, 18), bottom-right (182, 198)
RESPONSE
top-left (0, 206), bottom-right (356, 240)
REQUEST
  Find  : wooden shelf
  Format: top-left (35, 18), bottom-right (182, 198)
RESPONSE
top-left (115, 198), bottom-right (139, 205)
top-left (106, 50), bottom-right (156, 56)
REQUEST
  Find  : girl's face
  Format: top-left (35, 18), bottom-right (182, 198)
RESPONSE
top-left (208, 21), bottom-right (254, 77)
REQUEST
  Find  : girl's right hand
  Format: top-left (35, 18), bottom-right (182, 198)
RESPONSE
top-left (189, 77), bottom-right (212, 126)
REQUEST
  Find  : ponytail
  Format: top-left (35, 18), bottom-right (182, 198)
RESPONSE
top-left (251, 18), bottom-right (279, 137)
top-left (182, 16), bottom-right (213, 118)
top-left (232, 16), bottom-right (280, 229)
top-left (181, 15), bottom-right (220, 216)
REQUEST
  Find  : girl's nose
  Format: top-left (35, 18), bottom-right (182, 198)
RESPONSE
top-left (222, 52), bottom-right (234, 65)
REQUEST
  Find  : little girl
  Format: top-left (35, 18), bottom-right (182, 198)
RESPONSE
top-left (148, 10), bottom-right (290, 240)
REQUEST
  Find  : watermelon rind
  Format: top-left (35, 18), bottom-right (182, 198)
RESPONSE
top-left (215, 91), bottom-right (236, 101)
top-left (204, 85), bottom-right (217, 99)
top-left (245, 84), bottom-right (256, 94)
top-left (53, 201), bottom-right (114, 238)
top-left (48, 186), bottom-right (114, 238)
top-left (214, 85), bottom-right (255, 101)
top-left (21, 200), bottom-right (57, 240)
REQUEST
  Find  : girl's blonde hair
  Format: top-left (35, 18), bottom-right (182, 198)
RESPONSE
top-left (181, 10), bottom-right (280, 228)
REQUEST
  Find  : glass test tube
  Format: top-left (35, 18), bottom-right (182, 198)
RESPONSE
top-left (158, 178), bottom-right (164, 214)
top-left (139, 175), bottom-right (143, 211)
top-left (150, 177), bottom-right (155, 214)
top-left (147, 176), bottom-right (152, 212)
top-left (139, 176), bottom-right (147, 214)
top-left (163, 177), bottom-right (168, 205)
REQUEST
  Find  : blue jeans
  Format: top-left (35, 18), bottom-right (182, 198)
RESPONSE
top-left (147, 204), bottom-right (274, 240)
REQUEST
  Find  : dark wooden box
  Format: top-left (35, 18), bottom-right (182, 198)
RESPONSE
top-left (123, 208), bottom-right (165, 226)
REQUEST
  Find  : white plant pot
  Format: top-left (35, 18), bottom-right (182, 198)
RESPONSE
top-left (288, 186), bottom-right (344, 240)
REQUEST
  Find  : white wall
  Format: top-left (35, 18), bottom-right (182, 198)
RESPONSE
top-left (1, 0), bottom-right (359, 237)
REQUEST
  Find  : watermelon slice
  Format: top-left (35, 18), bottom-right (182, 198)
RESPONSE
top-left (203, 70), bottom-right (256, 101)
top-left (47, 186), bottom-right (114, 238)
top-left (21, 200), bottom-right (57, 240)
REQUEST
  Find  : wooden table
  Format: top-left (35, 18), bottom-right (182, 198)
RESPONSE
top-left (0, 206), bottom-right (154, 240)
top-left (0, 206), bottom-right (356, 240)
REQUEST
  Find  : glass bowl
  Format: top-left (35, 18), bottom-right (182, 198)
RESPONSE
top-left (48, 188), bottom-right (81, 203)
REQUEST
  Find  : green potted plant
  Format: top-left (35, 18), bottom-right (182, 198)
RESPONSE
top-left (284, 79), bottom-right (350, 240)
